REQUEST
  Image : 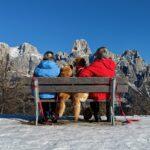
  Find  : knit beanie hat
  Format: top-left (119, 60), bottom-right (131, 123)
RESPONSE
top-left (43, 51), bottom-right (54, 60)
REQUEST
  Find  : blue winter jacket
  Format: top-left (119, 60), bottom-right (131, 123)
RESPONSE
top-left (34, 60), bottom-right (60, 99)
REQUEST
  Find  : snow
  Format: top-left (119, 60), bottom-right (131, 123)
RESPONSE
top-left (0, 115), bottom-right (150, 150)
top-left (30, 53), bottom-right (42, 60)
top-left (9, 47), bottom-right (19, 58)
top-left (9, 44), bottom-right (42, 60)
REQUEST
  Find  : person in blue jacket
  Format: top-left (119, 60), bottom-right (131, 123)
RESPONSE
top-left (34, 51), bottom-right (60, 123)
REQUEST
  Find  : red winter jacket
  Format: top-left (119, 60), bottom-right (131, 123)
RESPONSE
top-left (79, 58), bottom-right (116, 101)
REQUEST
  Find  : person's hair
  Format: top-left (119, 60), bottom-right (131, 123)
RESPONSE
top-left (43, 51), bottom-right (54, 60)
top-left (94, 47), bottom-right (108, 59)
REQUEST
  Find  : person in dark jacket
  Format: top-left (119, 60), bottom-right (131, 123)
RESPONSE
top-left (79, 47), bottom-right (116, 122)
top-left (34, 51), bottom-right (60, 123)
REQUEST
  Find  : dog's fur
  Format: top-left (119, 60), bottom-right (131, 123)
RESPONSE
top-left (57, 58), bottom-right (89, 122)
top-left (57, 65), bottom-right (73, 118)
top-left (59, 65), bottom-right (73, 77)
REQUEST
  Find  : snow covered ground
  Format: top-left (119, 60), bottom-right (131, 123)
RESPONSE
top-left (0, 115), bottom-right (150, 150)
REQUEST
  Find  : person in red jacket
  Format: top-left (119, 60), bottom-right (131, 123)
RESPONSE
top-left (79, 47), bottom-right (116, 122)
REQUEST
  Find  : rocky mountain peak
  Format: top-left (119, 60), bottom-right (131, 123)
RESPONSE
top-left (0, 42), bottom-right (42, 76)
top-left (0, 42), bottom-right (9, 49)
top-left (0, 43), bottom-right (10, 59)
top-left (71, 39), bottom-right (91, 56)
top-left (18, 43), bottom-right (42, 59)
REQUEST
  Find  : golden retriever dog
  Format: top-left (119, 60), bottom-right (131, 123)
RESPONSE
top-left (57, 58), bottom-right (89, 122)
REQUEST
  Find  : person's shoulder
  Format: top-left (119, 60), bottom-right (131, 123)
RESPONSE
top-left (92, 59), bottom-right (104, 64)
top-left (44, 60), bottom-right (56, 65)
top-left (104, 57), bottom-right (115, 62)
top-left (38, 60), bottom-right (57, 68)
top-left (49, 60), bottom-right (60, 68)
top-left (106, 58), bottom-right (116, 66)
top-left (40, 60), bottom-right (49, 64)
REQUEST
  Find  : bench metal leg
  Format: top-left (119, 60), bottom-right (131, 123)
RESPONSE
top-left (35, 100), bottom-right (39, 126)
top-left (111, 105), bottom-right (115, 125)
top-left (111, 78), bottom-right (116, 126)
top-left (34, 78), bottom-right (40, 126)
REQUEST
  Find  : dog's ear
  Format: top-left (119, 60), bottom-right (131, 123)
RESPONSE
top-left (80, 58), bottom-right (86, 67)
top-left (70, 65), bottom-right (73, 70)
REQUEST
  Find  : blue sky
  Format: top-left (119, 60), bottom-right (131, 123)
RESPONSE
top-left (0, 0), bottom-right (150, 63)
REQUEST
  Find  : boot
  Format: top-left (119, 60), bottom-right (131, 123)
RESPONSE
top-left (50, 112), bottom-right (58, 123)
top-left (50, 102), bottom-right (58, 123)
top-left (41, 102), bottom-right (50, 122)
top-left (94, 113), bottom-right (101, 122)
top-left (90, 102), bottom-right (101, 122)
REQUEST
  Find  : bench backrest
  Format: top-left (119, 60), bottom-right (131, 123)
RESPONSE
top-left (23, 77), bottom-right (128, 93)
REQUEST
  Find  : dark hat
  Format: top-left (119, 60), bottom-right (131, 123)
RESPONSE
top-left (43, 51), bottom-right (54, 60)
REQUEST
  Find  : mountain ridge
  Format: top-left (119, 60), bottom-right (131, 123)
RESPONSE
top-left (0, 39), bottom-right (149, 114)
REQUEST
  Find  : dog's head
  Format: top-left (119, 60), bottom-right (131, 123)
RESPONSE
top-left (60, 65), bottom-right (73, 77)
top-left (74, 57), bottom-right (87, 67)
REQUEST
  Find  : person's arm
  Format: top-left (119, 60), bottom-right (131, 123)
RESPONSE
top-left (79, 67), bottom-right (94, 77)
top-left (50, 63), bottom-right (60, 77)
top-left (34, 65), bottom-right (41, 77)
top-left (79, 62), bottom-right (97, 77)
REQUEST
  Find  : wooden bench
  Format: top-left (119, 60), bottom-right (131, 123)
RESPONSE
top-left (24, 77), bottom-right (128, 126)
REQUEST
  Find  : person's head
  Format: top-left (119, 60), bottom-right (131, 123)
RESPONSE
top-left (94, 47), bottom-right (108, 59)
top-left (43, 51), bottom-right (54, 60)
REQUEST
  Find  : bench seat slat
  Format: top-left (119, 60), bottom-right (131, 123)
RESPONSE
top-left (39, 85), bottom-right (128, 93)
top-left (30, 99), bottom-right (107, 103)
top-left (39, 85), bottom-right (110, 93)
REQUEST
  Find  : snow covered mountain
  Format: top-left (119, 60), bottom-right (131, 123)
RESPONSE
top-left (0, 42), bottom-right (42, 76)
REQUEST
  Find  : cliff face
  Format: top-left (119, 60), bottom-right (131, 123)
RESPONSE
top-left (0, 42), bottom-right (42, 76)
top-left (71, 39), bottom-right (91, 64)
top-left (113, 50), bottom-right (150, 114)
top-left (55, 39), bottom-right (91, 68)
